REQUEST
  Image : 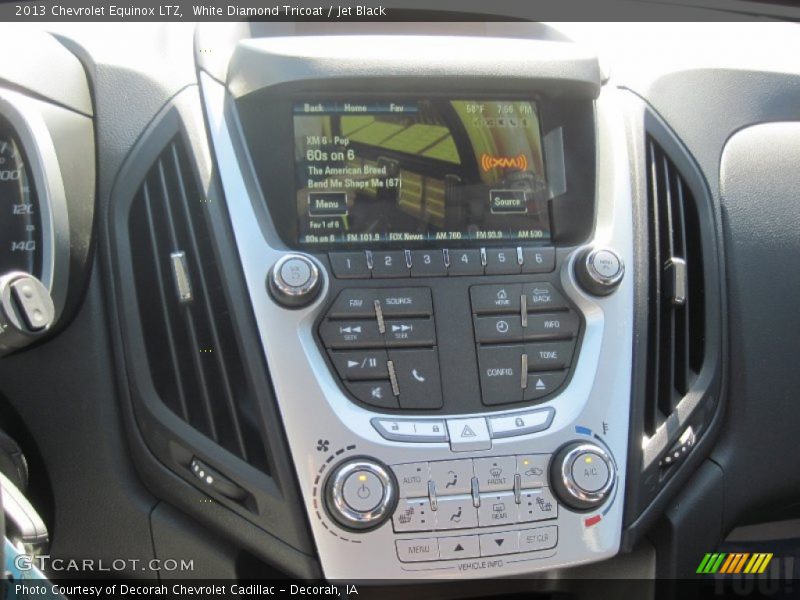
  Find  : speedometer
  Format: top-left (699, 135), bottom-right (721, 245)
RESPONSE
top-left (0, 117), bottom-right (41, 277)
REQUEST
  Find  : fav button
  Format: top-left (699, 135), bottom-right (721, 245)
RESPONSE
top-left (327, 289), bottom-right (378, 319)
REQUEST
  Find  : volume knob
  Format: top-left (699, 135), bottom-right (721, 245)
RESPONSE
top-left (267, 254), bottom-right (322, 308)
top-left (325, 458), bottom-right (397, 531)
top-left (551, 442), bottom-right (615, 511)
top-left (575, 247), bottom-right (624, 296)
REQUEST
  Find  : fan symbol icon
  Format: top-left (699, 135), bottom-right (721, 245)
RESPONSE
top-left (316, 439), bottom-right (330, 452)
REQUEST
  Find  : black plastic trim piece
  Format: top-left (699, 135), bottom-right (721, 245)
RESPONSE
top-left (620, 92), bottom-right (727, 551)
top-left (102, 86), bottom-right (319, 578)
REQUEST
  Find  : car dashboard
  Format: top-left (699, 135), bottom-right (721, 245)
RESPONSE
top-left (0, 16), bottom-right (799, 597)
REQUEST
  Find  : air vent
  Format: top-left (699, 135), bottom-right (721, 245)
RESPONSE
top-left (128, 138), bottom-right (269, 473)
top-left (644, 137), bottom-right (706, 436)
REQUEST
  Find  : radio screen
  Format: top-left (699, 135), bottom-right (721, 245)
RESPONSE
top-left (293, 99), bottom-right (551, 245)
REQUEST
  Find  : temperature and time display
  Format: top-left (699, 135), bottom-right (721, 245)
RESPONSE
top-left (293, 99), bottom-right (552, 246)
top-left (0, 118), bottom-right (41, 276)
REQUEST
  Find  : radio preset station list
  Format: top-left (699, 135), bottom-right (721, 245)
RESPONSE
top-left (293, 99), bottom-right (553, 246)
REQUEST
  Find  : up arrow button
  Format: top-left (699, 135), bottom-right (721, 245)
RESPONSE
top-left (446, 417), bottom-right (491, 452)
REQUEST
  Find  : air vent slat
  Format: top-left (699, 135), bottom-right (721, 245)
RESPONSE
top-left (128, 136), bottom-right (269, 474)
top-left (645, 136), bottom-right (705, 436)
top-left (141, 181), bottom-right (190, 422)
top-left (167, 144), bottom-right (249, 461)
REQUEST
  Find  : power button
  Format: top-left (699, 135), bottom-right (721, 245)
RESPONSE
top-left (342, 469), bottom-right (384, 512)
top-left (325, 458), bottom-right (397, 530)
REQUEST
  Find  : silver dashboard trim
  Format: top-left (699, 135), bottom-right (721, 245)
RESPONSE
top-left (0, 87), bottom-right (70, 320)
top-left (200, 68), bottom-right (635, 579)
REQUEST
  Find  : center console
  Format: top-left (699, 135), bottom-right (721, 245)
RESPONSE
top-left (200, 33), bottom-right (635, 580)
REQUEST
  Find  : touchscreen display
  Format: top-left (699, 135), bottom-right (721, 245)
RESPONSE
top-left (293, 99), bottom-right (550, 245)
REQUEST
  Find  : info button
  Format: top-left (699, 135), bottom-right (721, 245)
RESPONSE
top-left (490, 189), bottom-right (528, 214)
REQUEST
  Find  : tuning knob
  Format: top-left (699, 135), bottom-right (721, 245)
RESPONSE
top-left (267, 254), bottom-right (322, 308)
top-left (0, 272), bottom-right (55, 357)
top-left (551, 442), bottom-right (615, 511)
top-left (325, 458), bottom-right (397, 531)
top-left (575, 247), bottom-right (624, 296)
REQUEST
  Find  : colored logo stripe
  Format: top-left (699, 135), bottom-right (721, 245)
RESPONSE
top-left (697, 552), bottom-right (773, 574)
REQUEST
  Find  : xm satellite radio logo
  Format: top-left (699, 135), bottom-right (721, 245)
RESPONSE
top-left (480, 152), bottom-right (528, 172)
top-left (697, 552), bottom-right (774, 574)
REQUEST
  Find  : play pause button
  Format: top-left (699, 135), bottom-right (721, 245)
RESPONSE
top-left (438, 535), bottom-right (479, 560)
top-left (479, 531), bottom-right (519, 556)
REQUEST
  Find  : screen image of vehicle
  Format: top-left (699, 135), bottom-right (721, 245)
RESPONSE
top-left (293, 99), bottom-right (551, 245)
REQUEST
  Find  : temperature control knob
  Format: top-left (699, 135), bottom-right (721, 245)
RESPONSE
top-left (267, 254), bottom-right (322, 308)
top-left (575, 247), bottom-right (624, 296)
top-left (551, 442), bottom-right (615, 511)
top-left (325, 458), bottom-right (397, 531)
top-left (0, 272), bottom-right (55, 357)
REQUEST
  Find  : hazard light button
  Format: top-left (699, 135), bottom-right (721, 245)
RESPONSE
top-left (446, 417), bottom-right (491, 452)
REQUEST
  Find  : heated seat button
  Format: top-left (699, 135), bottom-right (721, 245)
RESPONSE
top-left (470, 284), bottom-right (522, 314)
top-left (331, 349), bottom-right (388, 380)
top-left (321, 320), bottom-right (384, 348)
top-left (377, 288), bottom-right (433, 317)
top-left (524, 313), bottom-right (579, 341)
top-left (478, 345), bottom-right (524, 405)
top-left (346, 381), bottom-right (398, 409)
top-left (523, 371), bottom-right (568, 401)
top-left (384, 318), bottom-right (436, 347)
top-left (389, 348), bottom-right (443, 409)
top-left (474, 315), bottom-right (523, 344)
